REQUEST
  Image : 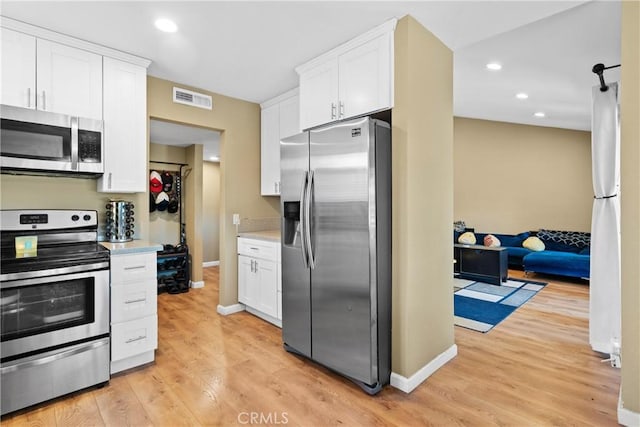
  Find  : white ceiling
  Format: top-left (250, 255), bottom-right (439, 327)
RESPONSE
top-left (2, 1), bottom-right (622, 152)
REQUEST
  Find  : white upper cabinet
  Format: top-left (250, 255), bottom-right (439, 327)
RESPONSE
top-left (1, 28), bottom-right (36, 108)
top-left (1, 17), bottom-right (151, 193)
top-left (296, 19), bottom-right (396, 130)
top-left (36, 39), bottom-right (103, 119)
top-left (299, 58), bottom-right (338, 130)
top-left (338, 33), bottom-right (392, 121)
top-left (261, 103), bottom-right (280, 196)
top-left (0, 27), bottom-right (103, 119)
top-left (279, 92), bottom-right (301, 139)
top-left (98, 57), bottom-right (148, 193)
top-left (261, 88), bottom-right (299, 196)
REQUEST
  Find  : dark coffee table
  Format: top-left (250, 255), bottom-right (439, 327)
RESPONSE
top-left (454, 244), bottom-right (508, 285)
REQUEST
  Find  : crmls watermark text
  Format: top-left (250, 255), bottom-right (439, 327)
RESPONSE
top-left (237, 412), bottom-right (289, 425)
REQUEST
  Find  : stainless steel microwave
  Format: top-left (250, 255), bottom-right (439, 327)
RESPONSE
top-left (0, 105), bottom-right (103, 176)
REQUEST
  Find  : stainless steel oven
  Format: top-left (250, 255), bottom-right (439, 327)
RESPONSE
top-left (0, 210), bottom-right (110, 415)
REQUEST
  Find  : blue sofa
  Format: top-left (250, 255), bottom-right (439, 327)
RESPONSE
top-left (454, 229), bottom-right (590, 279)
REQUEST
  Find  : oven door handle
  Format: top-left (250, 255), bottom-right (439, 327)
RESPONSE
top-left (0, 337), bottom-right (109, 374)
top-left (0, 261), bottom-right (109, 283)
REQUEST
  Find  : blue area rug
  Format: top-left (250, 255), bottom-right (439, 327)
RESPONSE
top-left (453, 278), bottom-right (546, 332)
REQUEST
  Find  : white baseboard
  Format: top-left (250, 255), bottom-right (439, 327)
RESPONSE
top-left (390, 344), bottom-right (458, 393)
top-left (203, 260), bottom-right (219, 267)
top-left (591, 340), bottom-right (611, 355)
top-left (190, 280), bottom-right (204, 289)
top-left (245, 306), bottom-right (282, 328)
top-left (618, 392), bottom-right (640, 426)
top-left (217, 303), bottom-right (245, 316)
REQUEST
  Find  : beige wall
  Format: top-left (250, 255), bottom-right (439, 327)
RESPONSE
top-left (203, 161), bottom-right (221, 262)
top-left (149, 143), bottom-right (187, 246)
top-left (147, 76), bottom-right (279, 304)
top-left (392, 16), bottom-right (454, 378)
top-left (454, 118), bottom-right (592, 233)
top-left (0, 175), bottom-right (147, 240)
top-left (620, 0), bottom-right (640, 416)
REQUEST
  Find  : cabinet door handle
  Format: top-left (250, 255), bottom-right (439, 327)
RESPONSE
top-left (124, 265), bottom-right (146, 270)
top-left (274, 182), bottom-right (278, 193)
top-left (331, 103), bottom-right (337, 119)
top-left (41, 91), bottom-right (46, 110)
top-left (124, 298), bottom-right (147, 304)
top-left (108, 172), bottom-right (112, 189)
top-left (26, 88), bottom-right (31, 108)
top-left (250, 259), bottom-right (254, 273)
top-left (339, 101), bottom-right (344, 118)
top-left (125, 335), bottom-right (146, 344)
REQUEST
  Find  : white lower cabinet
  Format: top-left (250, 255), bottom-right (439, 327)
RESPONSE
top-left (238, 237), bottom-right (281, 327)
top-left (109, 251), bottom-right (158, 374)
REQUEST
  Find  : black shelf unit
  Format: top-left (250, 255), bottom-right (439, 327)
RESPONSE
top-left (150, 160), bottom-right (190, 295)
top-left (156, 247), bottom-right (190, 294)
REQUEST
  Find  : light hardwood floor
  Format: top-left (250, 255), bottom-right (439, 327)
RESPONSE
top-left (2, 267), bottom-right (621, 426)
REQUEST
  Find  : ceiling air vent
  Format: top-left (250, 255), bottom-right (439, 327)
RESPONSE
top-left (173, 87), bottom-right (213, 110)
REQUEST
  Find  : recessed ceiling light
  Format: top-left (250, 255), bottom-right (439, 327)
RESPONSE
top-left (209, 156), bottom-right (219, 162)
top-left (486, 62), bottom-right (502, 71)
top-left (155, 18), bottom-right (178, 33)
top-left (516, 93), bottom-right (529, 100)
top-left (534, 112), bottom-right (546, 118)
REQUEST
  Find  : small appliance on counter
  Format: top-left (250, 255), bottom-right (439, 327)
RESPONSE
top-left (105, 199), bottom-right (134, 242)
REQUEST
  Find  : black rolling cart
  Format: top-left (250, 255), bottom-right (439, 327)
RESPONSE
top-left (150, 160), bottom-right (191, 294)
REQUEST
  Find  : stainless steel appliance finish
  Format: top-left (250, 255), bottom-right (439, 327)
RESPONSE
top-left (0, 209), bottom-right (110, 415)
top-left (0, 104), bottom-right (103, 176)
top-left (280, 116), bottom-right (391, 394)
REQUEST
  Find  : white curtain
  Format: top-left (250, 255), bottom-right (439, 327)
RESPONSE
top-left (589, 82), bottom-right (621, 359)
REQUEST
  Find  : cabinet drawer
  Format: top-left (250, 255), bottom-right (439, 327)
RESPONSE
top-left (111, 315), bottom-right (157, 362)
top-left (238, 238), bottom-right (278, 261)
top-left (111, 253), bottom-right (157, 283)
top-left (111, 279), bottom-right (157, 323)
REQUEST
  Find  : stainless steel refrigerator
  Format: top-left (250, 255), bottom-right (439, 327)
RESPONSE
top-left (280, 116), bottom-right (391, 394)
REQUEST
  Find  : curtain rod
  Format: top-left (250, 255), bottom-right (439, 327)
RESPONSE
top-left (592, 63), bottom-right (621, 92)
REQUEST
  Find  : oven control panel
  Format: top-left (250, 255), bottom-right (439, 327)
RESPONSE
top-left (1, 210), bottom-right (98, 231)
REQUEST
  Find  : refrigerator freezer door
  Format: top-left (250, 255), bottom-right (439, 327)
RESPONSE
top-left (309, 117), bottom-right (377, 385)
top-left (280, 131), bottom-right (312, 357)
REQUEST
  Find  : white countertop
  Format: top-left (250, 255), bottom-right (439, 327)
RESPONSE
top-left (237, 230), bottom-right (281, 242)
top-left (100, 240), bottom-right (163, 255)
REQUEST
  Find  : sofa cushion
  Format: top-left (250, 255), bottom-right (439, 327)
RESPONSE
top-left (496, 231), bottom-right (530, 248)
top-left (505, 246), bottom-right (533, 266)
top-left (483, 234), bottom-right (501, 247)
top-left (524, 251), bottom-right (590, 278)
top-left (458, 231), bottom-right (476, 244)
top-left (523, 236), bottom-right (545, 251)
top-left (537, 229), bottom-right (590, 253)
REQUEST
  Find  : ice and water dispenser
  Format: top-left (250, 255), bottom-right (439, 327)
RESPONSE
top-left (282, 201), bottom-right (301, 247)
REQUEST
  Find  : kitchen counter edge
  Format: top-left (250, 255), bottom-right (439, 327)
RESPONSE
top-left (237, 230), bottom-right (281, 243)
top-left (100, 240), bottom-right (164, 255)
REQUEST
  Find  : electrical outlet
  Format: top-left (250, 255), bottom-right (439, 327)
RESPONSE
top-left (232, 213), bottom-right (240, 225)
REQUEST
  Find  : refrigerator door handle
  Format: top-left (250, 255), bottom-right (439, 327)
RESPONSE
top-left (300, 171), bottom-right (309, 269)
top-left (305, 170), bottom-right (316, 269)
